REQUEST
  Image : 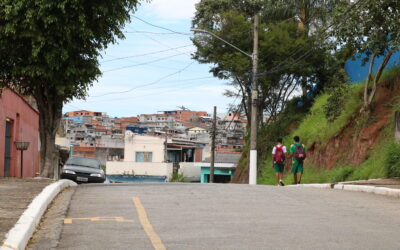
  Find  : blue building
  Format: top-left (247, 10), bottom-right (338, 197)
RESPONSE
top-left (345, 51), bottom-right (400, 83)
top-left (64, 116), bottom-right (85, 124)
top-left (126, 125), bottom-right (148, 134)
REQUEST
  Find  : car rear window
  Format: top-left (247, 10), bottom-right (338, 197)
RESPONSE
top-left (66, 157), bottom-right (100, 168)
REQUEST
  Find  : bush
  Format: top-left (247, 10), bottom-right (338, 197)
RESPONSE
top-left (323, 84), bottom-right (350, 122)
top-left (384, 141), bottom-right (400, 177)
top-left (329, 166), bottom-right (354, 182)
top-left (169, 172), bottom-right (185, 182)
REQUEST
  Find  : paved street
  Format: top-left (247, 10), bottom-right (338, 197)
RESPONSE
top-left (30, 183), bottom-right (400, 250)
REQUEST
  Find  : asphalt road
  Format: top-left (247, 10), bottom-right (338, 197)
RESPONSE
top-left (29, 183), bottom-right (400, 250)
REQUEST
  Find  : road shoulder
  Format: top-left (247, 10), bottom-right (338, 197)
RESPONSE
top-left (27, 187), bottom-right (76, 250)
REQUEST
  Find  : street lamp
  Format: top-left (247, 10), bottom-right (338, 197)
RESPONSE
top-left (191, 14), bottom-right (259, 185)
top-left (14, 141), bottom-right (30, 178)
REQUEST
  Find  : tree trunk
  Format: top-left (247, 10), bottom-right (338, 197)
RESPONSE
top-left (362, 51), bottom-right (393, 112)
top-left (368, 51), bottom-right (393, 105)
top-left (34, 87), bottom-right (63, 178)
top-left (362, 54), bottom-right (375, 112)
top-left (298, 4), bottom-right (308, 30)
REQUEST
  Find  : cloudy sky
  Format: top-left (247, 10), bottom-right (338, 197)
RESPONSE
top-left (63, 0), bottom-right (236, 118)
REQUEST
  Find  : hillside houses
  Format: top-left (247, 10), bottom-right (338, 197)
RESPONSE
top-left (60, 109), bottom-right (247, 166)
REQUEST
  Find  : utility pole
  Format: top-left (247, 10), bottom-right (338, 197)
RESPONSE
top-left (191, 16), bottom-right (259, 185)
top-left (210, 106), bottom-right (217, 183)
top-left (249, 14), bottom-right (259, 185)
top-left (163, 126), bottom-right (168, 162)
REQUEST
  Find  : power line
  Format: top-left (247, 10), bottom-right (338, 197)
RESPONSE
top-left (132, 16), bottom-right (191, 36)
top-left (101, 53), bottom-right (199, 71)
top-left (102, 51), bottom-right (193, 73)
top-left (93, 61), bottom-right (196, 97)
top-left (89, 80), bottom-right (220, 103)
top-left (125, 30), bottom-right (184, 35)
top-left (100, 45), bottom-right (193, 63)
top-left (127, 27), bottom-right (193, 57)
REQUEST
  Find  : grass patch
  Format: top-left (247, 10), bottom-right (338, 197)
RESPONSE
top-left (258, 156), bottom-right (355, 185)
top-left (384, 141), bottom-right (400, 177)
top-left (286, 84), bottom-right (363, 148)
top-left (169, 172), bottom-right (185, 182)
top-left (379, 65), bottom-right (400, 82)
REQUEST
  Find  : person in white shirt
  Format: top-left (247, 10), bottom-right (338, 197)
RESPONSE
top-left (272, 138), bottom-right (287, 186)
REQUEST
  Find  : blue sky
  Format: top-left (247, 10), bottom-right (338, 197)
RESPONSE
top-left (63, 0), bottom-right (235, 118)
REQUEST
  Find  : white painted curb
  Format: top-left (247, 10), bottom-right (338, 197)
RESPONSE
top-left (288, 183), bottom-right (400, 199)
top-left (0, 179), bottom-right (77, 250)
top-left (286, 183), bottom-right (331, 189)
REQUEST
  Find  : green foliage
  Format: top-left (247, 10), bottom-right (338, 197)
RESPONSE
top-left (0, 0), bottom-right (140, 99)
top-left (169, 173), bottom-right (185, 183)
top-left (348, 139), bottom-right (390, 181)
top-left (323, 85), bottom-right (348, 122)
top-left (193, 0), bottom-right (343, 128)
top-left (384, 142), bottom-right (400, 178)
top-left (323, 71), bottom-right (350, 122)
top-left (0, 0), bottom-right (141, 176)
top-left (332, 0), bottom-right (400, 62)
top-left (332, 0), bottom-right (400, 109)
top-left (329, 166), bottom-right (354, 182)
top-left (259, 160), bottom-right (333, 185)
top-left (258, 66), bottom-right (400, 185)
top-left (288, 85), bottom-right (363, 148)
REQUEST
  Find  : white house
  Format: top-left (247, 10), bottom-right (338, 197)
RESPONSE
top-left (124, 133), bottom-right (165, 162)
top-left (106, 131), bottom-right (206, 179)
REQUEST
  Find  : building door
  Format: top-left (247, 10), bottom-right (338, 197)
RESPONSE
top-left (4, 120), bottom-right (12, 177)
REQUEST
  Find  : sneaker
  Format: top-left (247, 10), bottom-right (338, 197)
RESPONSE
top-left (279, 180), bottom-right (285, 186)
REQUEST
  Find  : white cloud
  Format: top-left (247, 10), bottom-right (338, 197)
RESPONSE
top-left (145, 0), bottom-right (199, 20)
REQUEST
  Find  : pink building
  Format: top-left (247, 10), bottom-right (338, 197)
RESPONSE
top-left (0, 88), bottom-right (40, 177)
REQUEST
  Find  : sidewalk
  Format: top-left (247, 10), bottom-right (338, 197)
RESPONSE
top-left (0, 178), bottom-right (53, 243)
top-left (341, 178), bottom-right (400, 189)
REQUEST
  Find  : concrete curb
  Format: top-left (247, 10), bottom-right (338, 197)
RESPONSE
top-left (288, 183), bottom-right (400, 198)
top-left (0, 179), bottom-right (77, 250)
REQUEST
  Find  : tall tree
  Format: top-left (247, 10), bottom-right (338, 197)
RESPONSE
top-left (265, 0), bottom-right (339, 29)
top-left (0, 0), bottom-right (142, 177)
top-left (192, 0), bottom-right (340, 124)
top-left (332, 0), bottom-right (400, 112)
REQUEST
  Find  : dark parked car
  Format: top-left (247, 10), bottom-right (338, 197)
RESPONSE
top-left (60, 156), bottom-right (105, 183)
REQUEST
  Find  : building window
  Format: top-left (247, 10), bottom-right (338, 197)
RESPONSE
top-left (135, 152), bottom-right (153, 162)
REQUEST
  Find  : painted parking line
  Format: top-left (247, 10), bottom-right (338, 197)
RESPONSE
top-left (63, 217), bottom-right (134, 224)
top-left (132, 197), bottom-right (166, 250)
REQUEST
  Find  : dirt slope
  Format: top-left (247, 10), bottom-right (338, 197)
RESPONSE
top-left (308, 74), bottom-right (400, 169)
top-left (232, 73), bottom-right (400, 183)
